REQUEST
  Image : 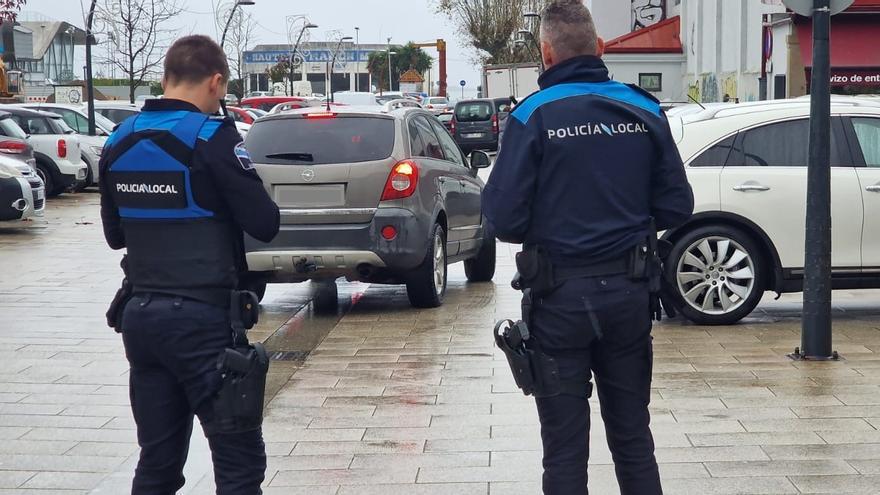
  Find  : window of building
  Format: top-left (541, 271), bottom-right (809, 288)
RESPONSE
top-left (639, 73), bottom-right (663, 92)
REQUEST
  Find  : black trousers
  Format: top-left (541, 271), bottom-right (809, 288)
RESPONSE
top-left (529, 275), bottom-right (661, 495)
top-left (121, 294), bottom-right (266, 495)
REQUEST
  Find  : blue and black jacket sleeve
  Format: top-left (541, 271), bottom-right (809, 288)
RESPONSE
top-left (200, 124), bottom-right (281, 243)
top-left (481, 112), bottom-right (542, 244)
top-left (647, 111), bottom-right (694, 231)
top-left (99, 136), bottom-right (125, 250)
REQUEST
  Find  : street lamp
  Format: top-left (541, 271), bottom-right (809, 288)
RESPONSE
top-left (329, 36), bottom-right (354, 102)
top-left (519, 13), bottom-right (545, 72)
top-left (387, 51), bottom-right (397, 93)
top-left (220, 0), bottom-right (255, 48)
top-left (289, 21), bottom-right (318, 96)
top-left (85, 0), bottom-right (98, 135)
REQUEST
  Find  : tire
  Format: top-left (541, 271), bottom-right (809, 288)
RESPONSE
top-left (35, 162), bottom-right (57, 197)
top-left (465, 227), bottom-right (496, 282)
top-left (406, 223), bottom-right (447, 308)
top-left (240, 272), bottom-right (268, 302)
top-left (313, 280), bottom-right (338, 314)
top-left (665, 225), bottom-right (766, 325)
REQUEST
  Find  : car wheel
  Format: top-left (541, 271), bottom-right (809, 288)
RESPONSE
top-left (35, 162), bottom-right (58, 197)
top-left (406, 223), bottom-right (447, 308)
top-left (240, 272), bottom-right (268, 303)
top-left (465, 226), bottom-right (496, 282)
top-left (666, 225), bottom-right (765, 325)
top-left (313, 280), bottom-right (338, 314)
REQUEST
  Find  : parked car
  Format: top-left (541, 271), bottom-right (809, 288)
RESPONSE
top-left (240, 96), bottom-right (311, 112)
top-left (664, 96), bottom-right (880, 325)
top-left (92, 101), bottom-right (142, 124)
top-left (332, 92), bottom-right (383, 106)
top-left (0, 154), bottom-right (44, 226)
top-left (224, 93), bottom-right (240, 105)
top-left (437, 111), bottom-right (454, 132)
top-left (0, 111), bottom-right (37, 170)
top-left (423, 96), bottom-right (450, 114)
top-left (245, 91), bottom-right (273, 98)
top-left (242, 104), bottom-right (496, 308)
top-left (19, 103), bottom-right (112, 188)
top-left (245, 108), bottom-right (268, 120)
top-left (450, 98), bottom-right (512, 154)
top-left (227, 106), bottom-right (255, 124)
top-left (0, 107), bottom-right (86, 197)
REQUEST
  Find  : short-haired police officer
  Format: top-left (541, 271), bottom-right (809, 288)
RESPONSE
top-left (99, 35), bottom-right (280, 494)
top-left (483, 1), bottom-right (694, 494)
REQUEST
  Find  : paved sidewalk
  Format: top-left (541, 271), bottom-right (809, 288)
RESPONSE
top-left (256, 244), bottom-right (880, 495)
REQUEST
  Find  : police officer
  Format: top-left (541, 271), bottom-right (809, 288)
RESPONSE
top-left (483, 2), bottom-right (694, 494)
top-left (99, 35), bottom-right (280, 494)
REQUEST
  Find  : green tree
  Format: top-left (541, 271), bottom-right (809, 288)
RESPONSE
top-left (0, 0), bottom-right (25, 21)
top-left (368, 43), bottom-right (432, 92)
top-left (437, 0), bottom-right (547, 65)
top-left (267, 57), bottom-right (291, 84)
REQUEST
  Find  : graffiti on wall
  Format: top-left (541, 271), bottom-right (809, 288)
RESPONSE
top-left (632, 0), bottom-right (666, 30)
top-left (721, 74), bottom-right (738, 102)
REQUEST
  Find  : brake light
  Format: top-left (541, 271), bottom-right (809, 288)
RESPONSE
top-left (305, 112), bottom-right (336, 119)
top-left (427, 104), bottom-right (434, 109)
top-left (492, 114), bottom-right (499, 134)
top-left (0, 140), bottom-right (26, 154)
top-left (381, 160), bottom-right (419, 201)
top-left (57, 139), bottom-right (67, 158)
top-left (381, 225), bottom-right (398, 240)
top-left (450, 118), bottom-right (457, 134)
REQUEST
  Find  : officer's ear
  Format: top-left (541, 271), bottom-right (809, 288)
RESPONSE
top-left (540, 40), bottom-right (554, 69)
top-left (208, 74), bottom-right (227, 97)
top-left (596, 37), bottom-right (606, 58)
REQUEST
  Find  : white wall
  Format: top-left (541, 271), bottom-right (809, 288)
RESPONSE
top-left (604, 54), bottom-right (686, 101)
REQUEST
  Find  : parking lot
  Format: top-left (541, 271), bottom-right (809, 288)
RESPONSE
top-left (1, 192), bottom-right (880, 493)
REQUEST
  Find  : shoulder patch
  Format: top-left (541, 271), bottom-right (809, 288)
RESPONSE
top-left (234, 142), bottom-right (254, 170)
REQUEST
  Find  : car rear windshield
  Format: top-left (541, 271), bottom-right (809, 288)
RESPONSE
top-left (246, 116), bottom-right (395, 165)
top-left (429, 98), bottom-right (448, 105)
top-left (0, 117), bottom-right (27, 139)
top-left (455, 102), bottom-right (493, 122)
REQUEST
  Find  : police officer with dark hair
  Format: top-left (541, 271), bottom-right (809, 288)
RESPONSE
top-left (100, 34), bottom-right (279, 494)
top-left (484, 1), bottom-right (693, 494)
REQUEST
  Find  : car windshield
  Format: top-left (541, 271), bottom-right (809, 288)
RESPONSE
top-left (246, 116), bottom-right (395, 165)
top-left (0, 117), bottom-right (27, 139)
top-left (438, 113), bottom-right (452, 122)
top-left (375, 95), bottom-right (400, 105)
top-left (429, 98), bottom-right (448, 105)
top-left (94, 112), bottom-right (117, 132)
top-left (455, 102), bottom-right (493, 122)
top-left (247, 108), bottom-right (268, 118)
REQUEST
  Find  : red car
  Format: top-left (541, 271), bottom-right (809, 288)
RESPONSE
top-left (226, 106), bottom-right (255, 124)
top-left (239, 96), bottom-right (311, 112)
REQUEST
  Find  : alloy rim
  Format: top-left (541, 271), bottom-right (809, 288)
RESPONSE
top-left (433, 232), bottom-right (445, 296)
top-left (676, 236), bottom-right (756, 315)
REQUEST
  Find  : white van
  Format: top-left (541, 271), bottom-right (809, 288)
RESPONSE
top-left (332, 91), bottom-right (381, 106)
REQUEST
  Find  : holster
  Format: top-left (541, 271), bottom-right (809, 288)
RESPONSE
top-left (514, 245), bottom-right (559, 297)
top-left (494, 319), bottom-right (563, 398)
top-left (206, 342), bottom-right (270, 435)
top-left (106, 256), bottom-right (132, 333)
top-left (634, 218), bottom-right (677, 321)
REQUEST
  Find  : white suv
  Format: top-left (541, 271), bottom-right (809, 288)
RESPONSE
top-left (665, 96), bottom-right (880, 325)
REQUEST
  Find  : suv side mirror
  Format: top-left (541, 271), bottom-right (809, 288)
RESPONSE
top-left (470, 150), bottom-right (492, 169)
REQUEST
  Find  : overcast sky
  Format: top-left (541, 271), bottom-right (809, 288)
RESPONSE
top-left (22, 0), bottom-right (483, 97)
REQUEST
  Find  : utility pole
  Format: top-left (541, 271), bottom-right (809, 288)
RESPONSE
top-left (783, 0), bottom-right (853, 361)
top-left (355, 27), bottom-right (360, 92)
top-left (387, 37), bottom-right (393, 92)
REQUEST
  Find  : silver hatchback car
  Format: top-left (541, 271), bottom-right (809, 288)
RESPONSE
top-left (242, 103), bottom-right (496, 308)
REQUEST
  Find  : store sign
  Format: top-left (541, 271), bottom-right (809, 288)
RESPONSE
top-left (243, 49), bottom-right (372, 65)
top-left (830, 71), bottom-right (880, 86)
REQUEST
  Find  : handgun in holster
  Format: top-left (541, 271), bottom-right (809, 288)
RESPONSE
top-left (205, 290), bottom-right (269, 435)
top-left (633, 218), bottom-right (677, 321)
top-left (106, 256), bottom-right (132, 333)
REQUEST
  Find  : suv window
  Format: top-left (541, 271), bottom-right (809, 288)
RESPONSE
top-left (731, 119), bottom-right (845, 167)
top-left (13, 115), bottom-right (52, 135)
top-left (690, 135), bottom-right (736, 167)
top-left (455, 102), bottom-right (492, 122)
top-left (245, 116), bottom-right (395, 165)
top-left (852, 118), bottom-right (880, 167)
top-left (410, 116), bottom-right (444, 160)
top-left (0, 117), bottom-right (27, 139)
top-left (429, 117), bottom-right (466, 167)
top-left (52, 109), bottom-right (85, 133)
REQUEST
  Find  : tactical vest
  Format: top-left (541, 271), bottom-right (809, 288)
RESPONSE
top-left (104, 110), bottom-right (237, 306)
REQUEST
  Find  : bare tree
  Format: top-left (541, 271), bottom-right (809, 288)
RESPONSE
top-left (223, 9), bottom-right (258, 98)
top-left (437, 0), bottom-right (547, 65)
top-left (94, 0), bottom-right (184, 103)
top-left (0, 0), bottom-right (26, 21)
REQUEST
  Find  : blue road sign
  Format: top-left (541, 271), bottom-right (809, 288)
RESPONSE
top-left (459, 80), bottom-right (466, 87)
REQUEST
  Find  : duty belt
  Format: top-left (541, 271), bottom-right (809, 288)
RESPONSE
top-left (553, 257), bottom-right (629, 281)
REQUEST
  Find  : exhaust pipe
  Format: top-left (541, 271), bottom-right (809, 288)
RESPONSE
top-left (357, 264), bottom-right (375, 279)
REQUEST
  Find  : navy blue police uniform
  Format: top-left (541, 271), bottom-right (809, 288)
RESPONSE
top-left (99, 98), bottom-right (280, 494)
top-left (483, 55), bottom-right (694, 494)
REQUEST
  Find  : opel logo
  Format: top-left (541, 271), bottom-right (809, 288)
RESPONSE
top-left (302, 169), bottom-right (315, 182)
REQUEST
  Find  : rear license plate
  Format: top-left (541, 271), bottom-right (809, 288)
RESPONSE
top-left (275, 184), bottom-right (345, 207)
top-left (464, 133), bottom-right (483, 139)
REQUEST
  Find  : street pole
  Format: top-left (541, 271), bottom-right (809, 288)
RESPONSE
top-left (798, 0), bottom-right (835, 360)
top-left (354, 29), bottom-right (359, 93)
top-left (288, 22), bottom-right (317, 96)
top-left (85, 0), bottom-right (97, 136)
top-left (329, 36), bottom-right (352, 103)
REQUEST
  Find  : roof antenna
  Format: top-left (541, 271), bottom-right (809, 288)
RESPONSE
top-left (688, 94), bottom-right (706, 110)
